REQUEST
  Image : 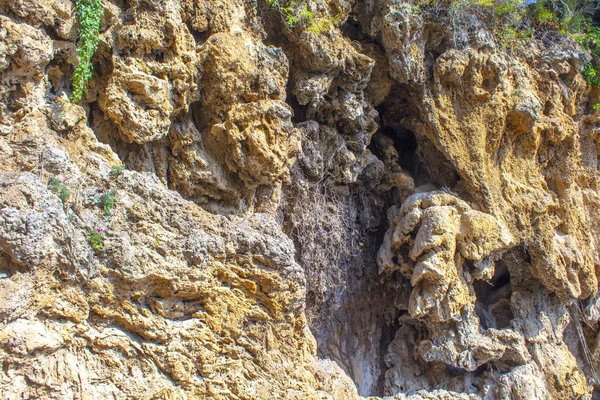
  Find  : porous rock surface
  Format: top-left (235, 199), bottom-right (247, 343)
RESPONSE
top-left (2, 0), bottom-right (600, 399)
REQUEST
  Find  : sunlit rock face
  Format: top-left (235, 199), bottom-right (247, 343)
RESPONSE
top-left (2, 0), bottom-right (600, 399)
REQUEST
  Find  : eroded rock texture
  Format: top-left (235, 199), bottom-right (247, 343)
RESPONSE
top-left (2, 0), bottom-right (600, 399)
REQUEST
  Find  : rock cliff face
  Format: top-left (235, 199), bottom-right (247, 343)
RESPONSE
top-left (2, 0), bottom-right (600, 399)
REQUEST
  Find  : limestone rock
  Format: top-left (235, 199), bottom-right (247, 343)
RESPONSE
top-left (97, 0), bottom-right (200, 143)
top-left (3, 0), bottom-right (600, 399)
top-left (378, 191), bottom-right (513, 322)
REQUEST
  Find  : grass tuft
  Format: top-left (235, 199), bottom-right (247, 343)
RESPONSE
top-left (48, 177), bottom-right (70, 203)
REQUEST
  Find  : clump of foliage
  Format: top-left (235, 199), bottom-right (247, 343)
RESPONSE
top-left (48, 177), bottom-right (70, 203)
top-left (266, 0), bottom-right (306, 27)
top-left (583, 62), bottom-right (600, 87)
top-left (576, 28), bottom-right (600, 88)
top-left (100, 190), bottom-right (116, 216)
top-left (87, 228), bottom-right (104, 250)
top-left (90, 189), bottom-right (116, 217)
top-left (265, 0), bottom-right (341, 32)
top-left (109, 163), bottom-right (126, 178)
top-left (530, 0), bottom-right (600, 87)
top-left (416, 0), bottom-right (600, 88)
top-left (70, 0), bottom-right (103, 103)
top-left (423, 0), bottom-right (528, 42)
top-left (307, 12), bottom-right (345, 34)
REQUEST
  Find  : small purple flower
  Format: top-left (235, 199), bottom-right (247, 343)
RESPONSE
top-left (96, 227), bottom-right (104, 233)
top-left (62, 178), bottom-right (67, 183)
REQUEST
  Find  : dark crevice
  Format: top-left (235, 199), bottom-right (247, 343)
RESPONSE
top-left (152, 50), bottom-right (165, 63)
top-left (286, 83), bottom-right (307, 123)
top-left (87, 102), bottom-right (168, 183)
top-left (378, 87), bottom-right (462, 190)
top-left (417, 135), bottom-right (461, 189)
top-left (544, 100), bottom-right (554, 116)
top-left (369, 125), bottom-right (432, 189)
top-left (446, 365), bottom-right (469, 377)
top-left (474, 260), bottom-right (514, 330)
top-left (87, 102), bottom-right (97, 128)
top-left (89, 106), bottom-right (120, 150)
top-left (377, 311), bottom-right (402, 392)
top-left (474, 362), bottom-right (491, 377)
top-left (389, 128), bottom-right (422, 178)
top-left (190, 100), bottom-right (209, 133)
top-left (425, 50), bottom-right (440, 81)
top-left (374, 83), bottom-right (446, 189)
top-left (259, 4), bottom-right (289, 49)
top-left (341, 16), bottom-right (367, 41)
top-left (186, 23), bottom-right (211, 45)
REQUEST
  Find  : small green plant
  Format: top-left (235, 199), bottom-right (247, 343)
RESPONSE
top-left (265, 0), bottom-right (339, 32)
top-left (417, 0), bottom-right (600, 89)
top-left (574, 27), bottom-right (600, 88)
top-left (87, 228), bottom-right (104, 250)
top-left (100, 189), bottom-right (116, 216)
top-left (306, 13), bottom-right (345, 34)
top-left (498, 26), bottom-right (518, 48)
top-left (592, 102), bottom-right (600, 110)
top-left (266, 0), bottom-right (310, 27)
top-left (48, 177), bottom-right (70, 202)
top-left (70, 0), bottom-right (103, 103)
top-left (48, 177), bottom-right (61, 191)
top-left (109, 163), bottom-right (126, 178)
top-left (583, 63), bottom-right (600, 88)
top-left (529, 1), bottom-right (557, 26)
top-left (528, 1), bottom-right (600, 88)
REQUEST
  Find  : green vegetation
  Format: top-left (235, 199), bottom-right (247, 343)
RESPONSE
top-left (109, 163), bottom-right (126, 178)
top-left (90, 189), bottom-right (117, 217)
top-left (530, 1), bottom-right (600, 88)
top-left (100, 190), bottom-right (116, 216)
top-left (48, 177), bottom-right (70, 203)
top-left (307, 13), bottom-right (345, 34)
top-left (266, 0), bottom-right (304, 28)
top-left (70, 0), bottom-right (103, 103)
top-left (578, 29), bottom-right (600, 88)
top-left (265, 0), bottom-right (341, 32)
top-left (583, 62), bottom-right (600, 87)
top-left (87, 228), bottom-right (104, 250)
top-left (416, 0), bottom-right (600, 88)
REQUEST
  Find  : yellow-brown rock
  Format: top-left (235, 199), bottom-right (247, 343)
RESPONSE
top-left (3, 0), bottom-right (600, 399)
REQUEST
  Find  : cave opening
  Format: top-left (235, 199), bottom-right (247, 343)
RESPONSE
top-left (303, 121), bottom-right (435, 397)
top-left (286, 83), bottom-right (307, 123)
top-left (370, 125), bottom-right (432, 189)
top-left (294, 122), bottom-right (429, 397)
top-left (474, 260), bottom-right (514, 331)
top-left (388, 127), bottom-right (418, 172)
top-left (256, 10), bottom-right (443, 397)
top-left (341, 15), bottom-right (367, 42)
top-left (186, 23), bottom-right (211, 45)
